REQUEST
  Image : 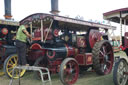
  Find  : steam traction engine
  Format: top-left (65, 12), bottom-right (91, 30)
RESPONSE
top-left (0, 19), bottom-right (18, 70)
top-left (4, 13), bottom-right (116, 85)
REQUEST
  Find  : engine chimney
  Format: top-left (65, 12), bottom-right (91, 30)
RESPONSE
top-left (50, 0), bottom-right (60, 15)
top-left (4, 0), bottom-right (12, 19)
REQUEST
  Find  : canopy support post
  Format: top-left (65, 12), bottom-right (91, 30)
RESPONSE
top-left (120, 12), bottom-right (122, 45)
top-left (41, 20), bottom-right (43, 42)
top-left (124, 19), bottom-right (126, 33)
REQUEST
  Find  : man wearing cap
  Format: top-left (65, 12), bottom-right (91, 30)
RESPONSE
top-left (16, 21), bottom-right (32, 66)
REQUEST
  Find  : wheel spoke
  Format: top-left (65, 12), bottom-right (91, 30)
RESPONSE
top-left (14, 57), bottom-right (17, 64)
top-left (69, 63), bottom-right (72, 69)
top-left (65, 68), bottom-right (70, 75)
top-left (15, 70), bottom-right (18, 77)
top-left (9, 60), bottom-right (14, 64)
top-left (106, 60), bottom-right (111, 65)
top-left (106, 51), bottom-right (111, 55)
top-left (100, 50), bottom-right (105, 56)
top-left (105, 67), bottom-right (109, 73)
top-left (8, 63), bottom-right (13, 67)
top-left (102, 46), bottom-right (106, 55)
top-left (101, 64), bottom-right (105, 72)
top-left (8, 66), bottom-right (13, 70)
top-left (65, 73), bottom-right (70, 82)
top-left (9, 69), bottom-right (13, 74)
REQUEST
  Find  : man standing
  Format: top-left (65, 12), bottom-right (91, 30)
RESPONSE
top-left (16, 21), bottom-right (32, 66)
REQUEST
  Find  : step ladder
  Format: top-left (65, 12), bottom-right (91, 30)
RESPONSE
top-left (9, 66), bottom-right (52, 85)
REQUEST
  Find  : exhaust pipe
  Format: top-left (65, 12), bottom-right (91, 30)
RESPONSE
top-left (50, 0), bottom-right (60, 15)
top-left (4, 0), bottom-right (12, 19)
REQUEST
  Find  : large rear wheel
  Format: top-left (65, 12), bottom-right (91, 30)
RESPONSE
top-left (4, 54), bottom-right (26, 78)
top-left (59, 58), bottom-right (79, 85)
top-left (113, 59), bottom-right (128, 85)
top-left (92, 40), bottom-right (114, 75)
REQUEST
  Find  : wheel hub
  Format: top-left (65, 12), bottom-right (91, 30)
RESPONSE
top-left (69, 68), bottom-right (73, 73)
top-left (12, 64), bottom-right (16, 68)
top-left (104, 55), bottom-right (109, 62)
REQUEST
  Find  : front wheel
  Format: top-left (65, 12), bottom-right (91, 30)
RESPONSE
top-left (4, 54), bottom-right (26, 78)
top-left (113, 59), bottom-right (128, 85)
top-left (59, 58), bottom-right (79, 85)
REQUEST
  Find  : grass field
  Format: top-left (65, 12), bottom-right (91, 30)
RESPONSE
top-left (0, 51), bottom-right (127, 85)
top-left (0, 71), bottom-right (114, 85)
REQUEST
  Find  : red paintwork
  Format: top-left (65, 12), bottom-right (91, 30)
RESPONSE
top-left (75, 53), bottom-right (92, 65)
top-left (32, 37), bottom-right (41, 41)
top-left (65, 45), bottom-right (78, 57)
top-left (48, 60), bottom-right (61, 73)
top-left (0, 42), bottom-right (2, 46)
top-left (43, 28), bottom-right (53, 40)
top-left (33, 27), bottom-right (53, 40)
top-left (75, 54), bottom-right (85, 65)
top-left (46, 50), bottom-right (56, 59)
top-left (53, 29), bottom-right (59, 37)
top-left (28, 43), bottom-right (45, 61)
top-left (1, 28), bottom-right (8, 35)
top-left (120, 45), bottom-right (126, 50)
top-left (89, 29), bottom-right (102, 48)
top-left (0, 41), bottom-right (6, 45)
top-left (27, 50), bottom-right (43, 61)
top-left (30, 43), bottom-right (42, 50)
top-left (119, 32), bottom-right (128, 50)
top-left (124, 32), bottom-right (128, 48)
top-left (77, 36), bottom-right (86, 48)
top-left (34, 28), bottom-right (41, 37)
top-left (85, 53), bottom-right (93, 65)
top-left (63, 59), bottom-right (79, 85)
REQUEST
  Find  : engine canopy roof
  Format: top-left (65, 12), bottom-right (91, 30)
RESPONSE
top-left (20, 13), bottom-right (116, 30)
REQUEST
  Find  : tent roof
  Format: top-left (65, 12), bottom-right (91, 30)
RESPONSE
top-left (103, 7), bottom-right (128, 24)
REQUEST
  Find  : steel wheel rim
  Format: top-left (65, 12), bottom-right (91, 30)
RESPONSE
top-left (63, 60), bottom-right (79, 84)
top-left (117, 60), bottom-right (128, 85)
top-left (6, 55), bottom-right (26, 78)
top-left (99, 42), bottom-right (114, 74)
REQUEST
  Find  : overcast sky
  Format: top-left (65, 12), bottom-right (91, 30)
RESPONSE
top-left (0, 0), bottom-right (128, 35)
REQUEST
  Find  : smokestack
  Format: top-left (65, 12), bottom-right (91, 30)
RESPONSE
top-left (50, 0), bottom-right (60, 15)
top-left (4, 0), bottom-right (12, 19)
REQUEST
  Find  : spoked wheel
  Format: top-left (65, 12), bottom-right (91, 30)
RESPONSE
top-left (92, 40), bottom-right (114, 75)
top-left (4, 54), bottom-right (26, 78)
top-left (59, 58), bottom-right (79, 85)
top-left (113, 59), bottom-right (128, 85)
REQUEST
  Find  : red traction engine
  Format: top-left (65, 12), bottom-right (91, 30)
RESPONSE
top-left (4, 13), bottom-right (115, 85)
top-left (0, 28), bottom-right (8, 45)
top-left (0, 24), bottom-right (18, 68)
top-left (0, 28), bottom-right (8, 67)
